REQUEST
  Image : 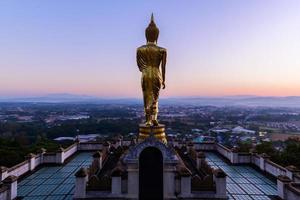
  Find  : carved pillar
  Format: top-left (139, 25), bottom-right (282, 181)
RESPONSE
top-left (213, 168), bottom-right (227, 198)
top-left (259, 153), bottom-right (270, 171)
top-left (230, 147), bottom-right (239, 164)
top-left (164, 164), bottom-right (176, 199)
top-left (92, 151), bottom-right (102, 169)
top-left (74, 168), bottom-right (88, 199)
top-left (197, 152), bottom-right (206, 169)
top-left (179, 167), bottom-right (191, 198)
top-left (26, 153), bottom-right (36, 171)
top-left (127, 163), bottom-right (138, 199)
top-left (3, 175), bottom-right (18, 200)
top-left (277, 175), bottom-right (291, 199)
top-left (111, 167), bottom-right (123, 195)
top-left (187, 142), bottom-right (194, 153)
top-left (286, 165), bottom-right (300, 181)
top-left (175, 174), bottom-right (180, 194)
top-left (0, 167), bottom-right (8, 182)
top-left (38, 148), bottom-right (46, 164)
top-left (56, 147), bottom-right (64, 164)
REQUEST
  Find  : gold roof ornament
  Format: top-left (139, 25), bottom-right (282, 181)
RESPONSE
top-left (145, 13), bottom-right (159, 43)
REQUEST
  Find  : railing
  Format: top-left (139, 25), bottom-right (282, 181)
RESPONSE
top-left (237, 153), bottom-right (251, 163)
top-left (0, 142), bottom-right (80, 181)
top-left (43, 153), bottom-right (57, 163)
top-left (265, 159), bottom-right (286, 177)
top-left (295, 174), bottom-right (300, 182)
top-left (35, 155), bottom-right (41, 166)
top-left (193, 141), bottom-right (215, 151)
top-left (286, 183), bottom-right (300, 199)
top-left (7, 160), bottom-right (29, 178)
top-left (194, 142), bottom-right (299, 181)
top-left (252, 154), bottom-right (260, 167)
top-left (78, 142), bottom-right (103, 151)
top-left (216, 143), bottom-right (231, 161)
top-left (63, 143), bottom-right (78, 161)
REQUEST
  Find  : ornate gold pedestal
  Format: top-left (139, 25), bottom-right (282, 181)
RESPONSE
top-left (138, 124), bottom-right (167, 144)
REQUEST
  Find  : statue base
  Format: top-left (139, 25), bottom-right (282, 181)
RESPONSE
top-left (138, 124), bottom-right (167, 144)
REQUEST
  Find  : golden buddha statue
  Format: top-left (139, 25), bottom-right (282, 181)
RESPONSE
top-left (136, 14), bottom-right (167, 126)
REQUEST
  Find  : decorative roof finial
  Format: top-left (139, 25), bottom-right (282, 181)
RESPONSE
top-left (151, 13), bottom-right (154, 23)
top-left (145, 13), bottom-right (159, 43)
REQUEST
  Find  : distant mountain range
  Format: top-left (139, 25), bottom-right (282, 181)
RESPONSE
top-left (1, 93), bottom-right (300, 107)
top-left (0, 93), bottom-right (140, 104)
top-left (162, 96), bottom-right (300, 107)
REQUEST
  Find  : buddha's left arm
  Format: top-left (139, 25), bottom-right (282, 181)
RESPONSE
top-left (136, 49), bottom-right (144, 72)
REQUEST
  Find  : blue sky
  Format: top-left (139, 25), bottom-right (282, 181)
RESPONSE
top-left (1, 0), bottom-right (300, 97)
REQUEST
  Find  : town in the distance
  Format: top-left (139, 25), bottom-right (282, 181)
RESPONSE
top-left (1, 97), bottom-right (300, 169)
top-left (1, 96), bottom-right (300, 199)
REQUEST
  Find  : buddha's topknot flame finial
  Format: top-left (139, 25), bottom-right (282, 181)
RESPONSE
top-left (145, 13), bottom-right (159, 43)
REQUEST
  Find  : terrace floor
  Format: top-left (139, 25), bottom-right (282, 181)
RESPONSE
top-left (205, 152), bottom-right (278, 200)
top-left (17, 152), bottom-right (92, 200)
top-left (17, 151), bottom-right (278, 200)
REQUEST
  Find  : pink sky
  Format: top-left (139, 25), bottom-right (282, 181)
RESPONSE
top-left (1, 1), bottom-right (300, 98)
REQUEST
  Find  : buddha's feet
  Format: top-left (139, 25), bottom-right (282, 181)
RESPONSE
top-left (152, 119), bottom-right (159, 126)
top-left (145, 121), bottom-right (152, 126)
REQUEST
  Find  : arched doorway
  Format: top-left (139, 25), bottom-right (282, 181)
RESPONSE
top-left (139, 147), bottom-right (163, 200)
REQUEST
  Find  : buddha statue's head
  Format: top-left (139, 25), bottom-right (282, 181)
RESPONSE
top-left (145, 14), bottom-right (159, 43)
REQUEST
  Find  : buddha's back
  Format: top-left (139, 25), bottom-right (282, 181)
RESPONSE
top-left (137, 43), bottom-right (165, 71)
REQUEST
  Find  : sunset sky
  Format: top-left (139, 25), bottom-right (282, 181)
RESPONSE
top-left (1, 0), bottom-right (300, 98)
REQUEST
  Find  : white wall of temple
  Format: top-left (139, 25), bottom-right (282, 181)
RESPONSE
top-left (42, 154), bottom-right (57, 163)
top-left (63, 143), bottom-right (77, 161)
top-left (34, 156), bottom-right (41, 166)
top-left (6, 161), bottom-right (29, 179)
top-left (127, 168), bottom-right (139, 198)
top-left (265, 160), bottom-right (287, 177)
top-left (286, 188), bottom-right (300, 200)
top-left (237, 154), bottom-right (251, 163)
top-left (0, 190), bottom-right (7, 200)
top-left (0, 143), bottom-right (79, 182)
top-left (163, 168), bottom-right (176, 199)
top-left (78, 143), bottom-right (103, 151)
top-left (216, 144), bottom-right (232, 161)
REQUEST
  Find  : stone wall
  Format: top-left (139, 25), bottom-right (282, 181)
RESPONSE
top-left (215, 143), bottom-right (231, 161)
top-left (35, 155), bottom-right (41, 166)
top-left (265, 160), bottom-right (286, 177)
top-left (237, 153), bottom-right (251, 163)
top-left (62, 143), bottom-right (78, 161)
top-left (277, 176), bottom-right (300, 200)
top-left (286, 183), bottom-right (300, 200)
top-left (6, 161), bottom-right (29, 180)
top-left (0, 189), bottom-right (7, 200)
top-left (0, 142), bottom-right (79, 182)
top-left (78, 142), bottom-right (103, 151)
top-left (43, 153), bottom-right (57, 163)
top-left (194, 142), bottom-right (215, 151)
top-left (252, 154), bottom-right (260, 166)
top-left (294, 174), bottom-right (300, 182)
top-left (0, 183), bottom-right (8, 199)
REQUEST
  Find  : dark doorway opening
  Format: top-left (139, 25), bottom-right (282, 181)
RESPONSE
top-left (139, 147), bottom-right (163, 200)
